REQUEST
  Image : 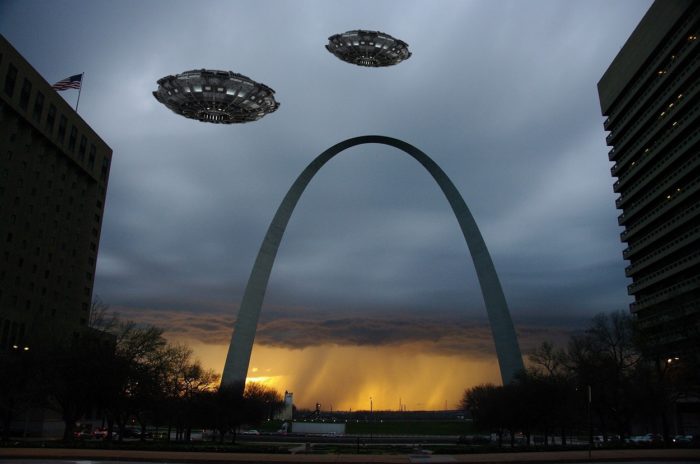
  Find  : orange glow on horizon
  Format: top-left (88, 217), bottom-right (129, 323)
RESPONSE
top-left (245, 376), bottom-right (275, 385)
top-left (175, 337), bottom-right (501, 410)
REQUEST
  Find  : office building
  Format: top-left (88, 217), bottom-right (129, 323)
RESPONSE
top-left (597, 0), bottom-right (699, 354)
top-left (0, 35), bottom-right (112, 351)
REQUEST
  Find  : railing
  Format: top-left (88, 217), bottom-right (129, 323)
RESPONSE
top-left (614, 117), bottom-right (700, 193)
top-left (604, 12), bottom-right (698, 129)
top-left (610, 68), bottom-right (699, 168)
top-left (622, 202), bottom-right (700, 257)
top-left (619, 175), bottom-right (700, 236)
top-left (625, 225), bottom-right (700, 276)
top-left (618, 152), bottom-right (700, 223)
top-left (612, 97), bottom-right (699, 180)
top-left (606, 40), bottom-right (699, 151)
top-left (636, 298), bottom-right (700, 326)
top-left (628, 249), bottom-right (700, 294)
top-left (630, 274), bottom-right (700, 312)
top-left (634, 298), bottom-right (700, 348)
top-left (622, 185), bottom-right (700, 242)
top-left (617, 150), bottom-right (700, 209)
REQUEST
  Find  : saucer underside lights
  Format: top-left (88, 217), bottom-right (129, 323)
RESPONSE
top-left (153, 69), bottom-right (279, 124)
top-left (326, 30), bottom-right (411, 67)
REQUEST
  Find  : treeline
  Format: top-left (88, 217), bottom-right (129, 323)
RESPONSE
top-left (461, 311), bottom-right (700, 447)
top-left (0, 302), bottom-right (284, 443)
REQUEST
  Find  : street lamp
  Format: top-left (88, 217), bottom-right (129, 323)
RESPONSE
top-left (369, 397), bottom-right (374, 442)
top-left (10, 343), bottom-right (32, 437)
top-left (587, 385), bottom-right (592, 460)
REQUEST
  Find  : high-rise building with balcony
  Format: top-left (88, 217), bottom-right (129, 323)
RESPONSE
top-left (598, 0), bottom-right (699, 355)
top-left (0, 34), bottom-right (112, 351)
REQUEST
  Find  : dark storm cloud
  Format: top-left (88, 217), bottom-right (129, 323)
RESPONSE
top-left (255, 316), bottom-right (575, 358)
top-left (1, 0), bottom-right (651, 346)
top-left (113, 305), bottom-right (575, 358)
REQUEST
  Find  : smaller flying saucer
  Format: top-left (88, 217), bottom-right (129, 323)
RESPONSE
top-left (326, 30), bottom-right (411, 67)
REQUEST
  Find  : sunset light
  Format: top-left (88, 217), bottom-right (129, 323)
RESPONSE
top-left (180, 338), bottom-right (502, 411)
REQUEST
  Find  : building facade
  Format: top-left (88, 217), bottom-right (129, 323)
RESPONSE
top-left (0, 35), bottom-right (112, 351)
top-left (597, 0), bottom-right (699, 355)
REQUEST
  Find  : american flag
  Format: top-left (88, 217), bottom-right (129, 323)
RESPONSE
top-left (52, 74), bottom-right (83, 91)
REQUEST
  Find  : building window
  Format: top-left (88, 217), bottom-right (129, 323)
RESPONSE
top-left (1, 320), bottom-right (10, 349)
top-left (57, 115), bottom-right (67, 142)
top-left (68, 126), bottom-right (77, 152)
top-left (4, 64), bottom-right (17, 97)
top-left (19, 78), bottom-right (31, 110)
top-left (32, 91), bottom-right (44, 122)
top-left (88, 144), bottom-right (96, 168)
top-left (79, 135), bottom-right (87, 161)
top-left (46, 104), bottom-right (56, 133)
top-left (101, 156), bottom-right (110, 181)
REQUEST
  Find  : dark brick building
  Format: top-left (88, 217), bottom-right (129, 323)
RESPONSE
top-left (0, 35), bottom-right (112, 352)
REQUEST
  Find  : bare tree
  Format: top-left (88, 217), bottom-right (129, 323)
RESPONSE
top-left (529, 341), bottom-right (568, 378)
top-left (88, 295), bottom-right (118, 332)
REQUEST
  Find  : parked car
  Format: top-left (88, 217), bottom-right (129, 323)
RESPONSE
top-left (458, 434), bottom-right (492, 445)
top-left (92, 428), bottom-right (108, 439)
top-left (241, 429), bottom-right (260, 435)
top-left (627, 433), bottom-right (662, 444)
top-left (73, 429), bottom-right (92, 440)
top-left (122, 427), bottom-right (141, 438)
top-left (673, 434), bottom-right (693, 444)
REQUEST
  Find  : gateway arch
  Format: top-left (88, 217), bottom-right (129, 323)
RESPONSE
top-left (222, 135), bottom-right (524, 386)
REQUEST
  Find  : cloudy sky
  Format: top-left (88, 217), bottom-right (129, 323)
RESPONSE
top-left (1, 0), bottom-right (652, 410)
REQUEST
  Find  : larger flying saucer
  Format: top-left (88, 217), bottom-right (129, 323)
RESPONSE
top-left (153, 69), bottom-right (279, 124)
top-left (326, 30), bottom-right (411, 67)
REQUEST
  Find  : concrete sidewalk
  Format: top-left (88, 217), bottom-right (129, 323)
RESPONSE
top-left (0, 447), bottom-right (699, 463)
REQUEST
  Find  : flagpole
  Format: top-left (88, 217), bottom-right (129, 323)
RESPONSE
top-left (75, 72), bottom-right (84, 113)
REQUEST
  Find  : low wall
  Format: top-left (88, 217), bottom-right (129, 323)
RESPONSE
top-left (291, 422), bottom-right (345, 435)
